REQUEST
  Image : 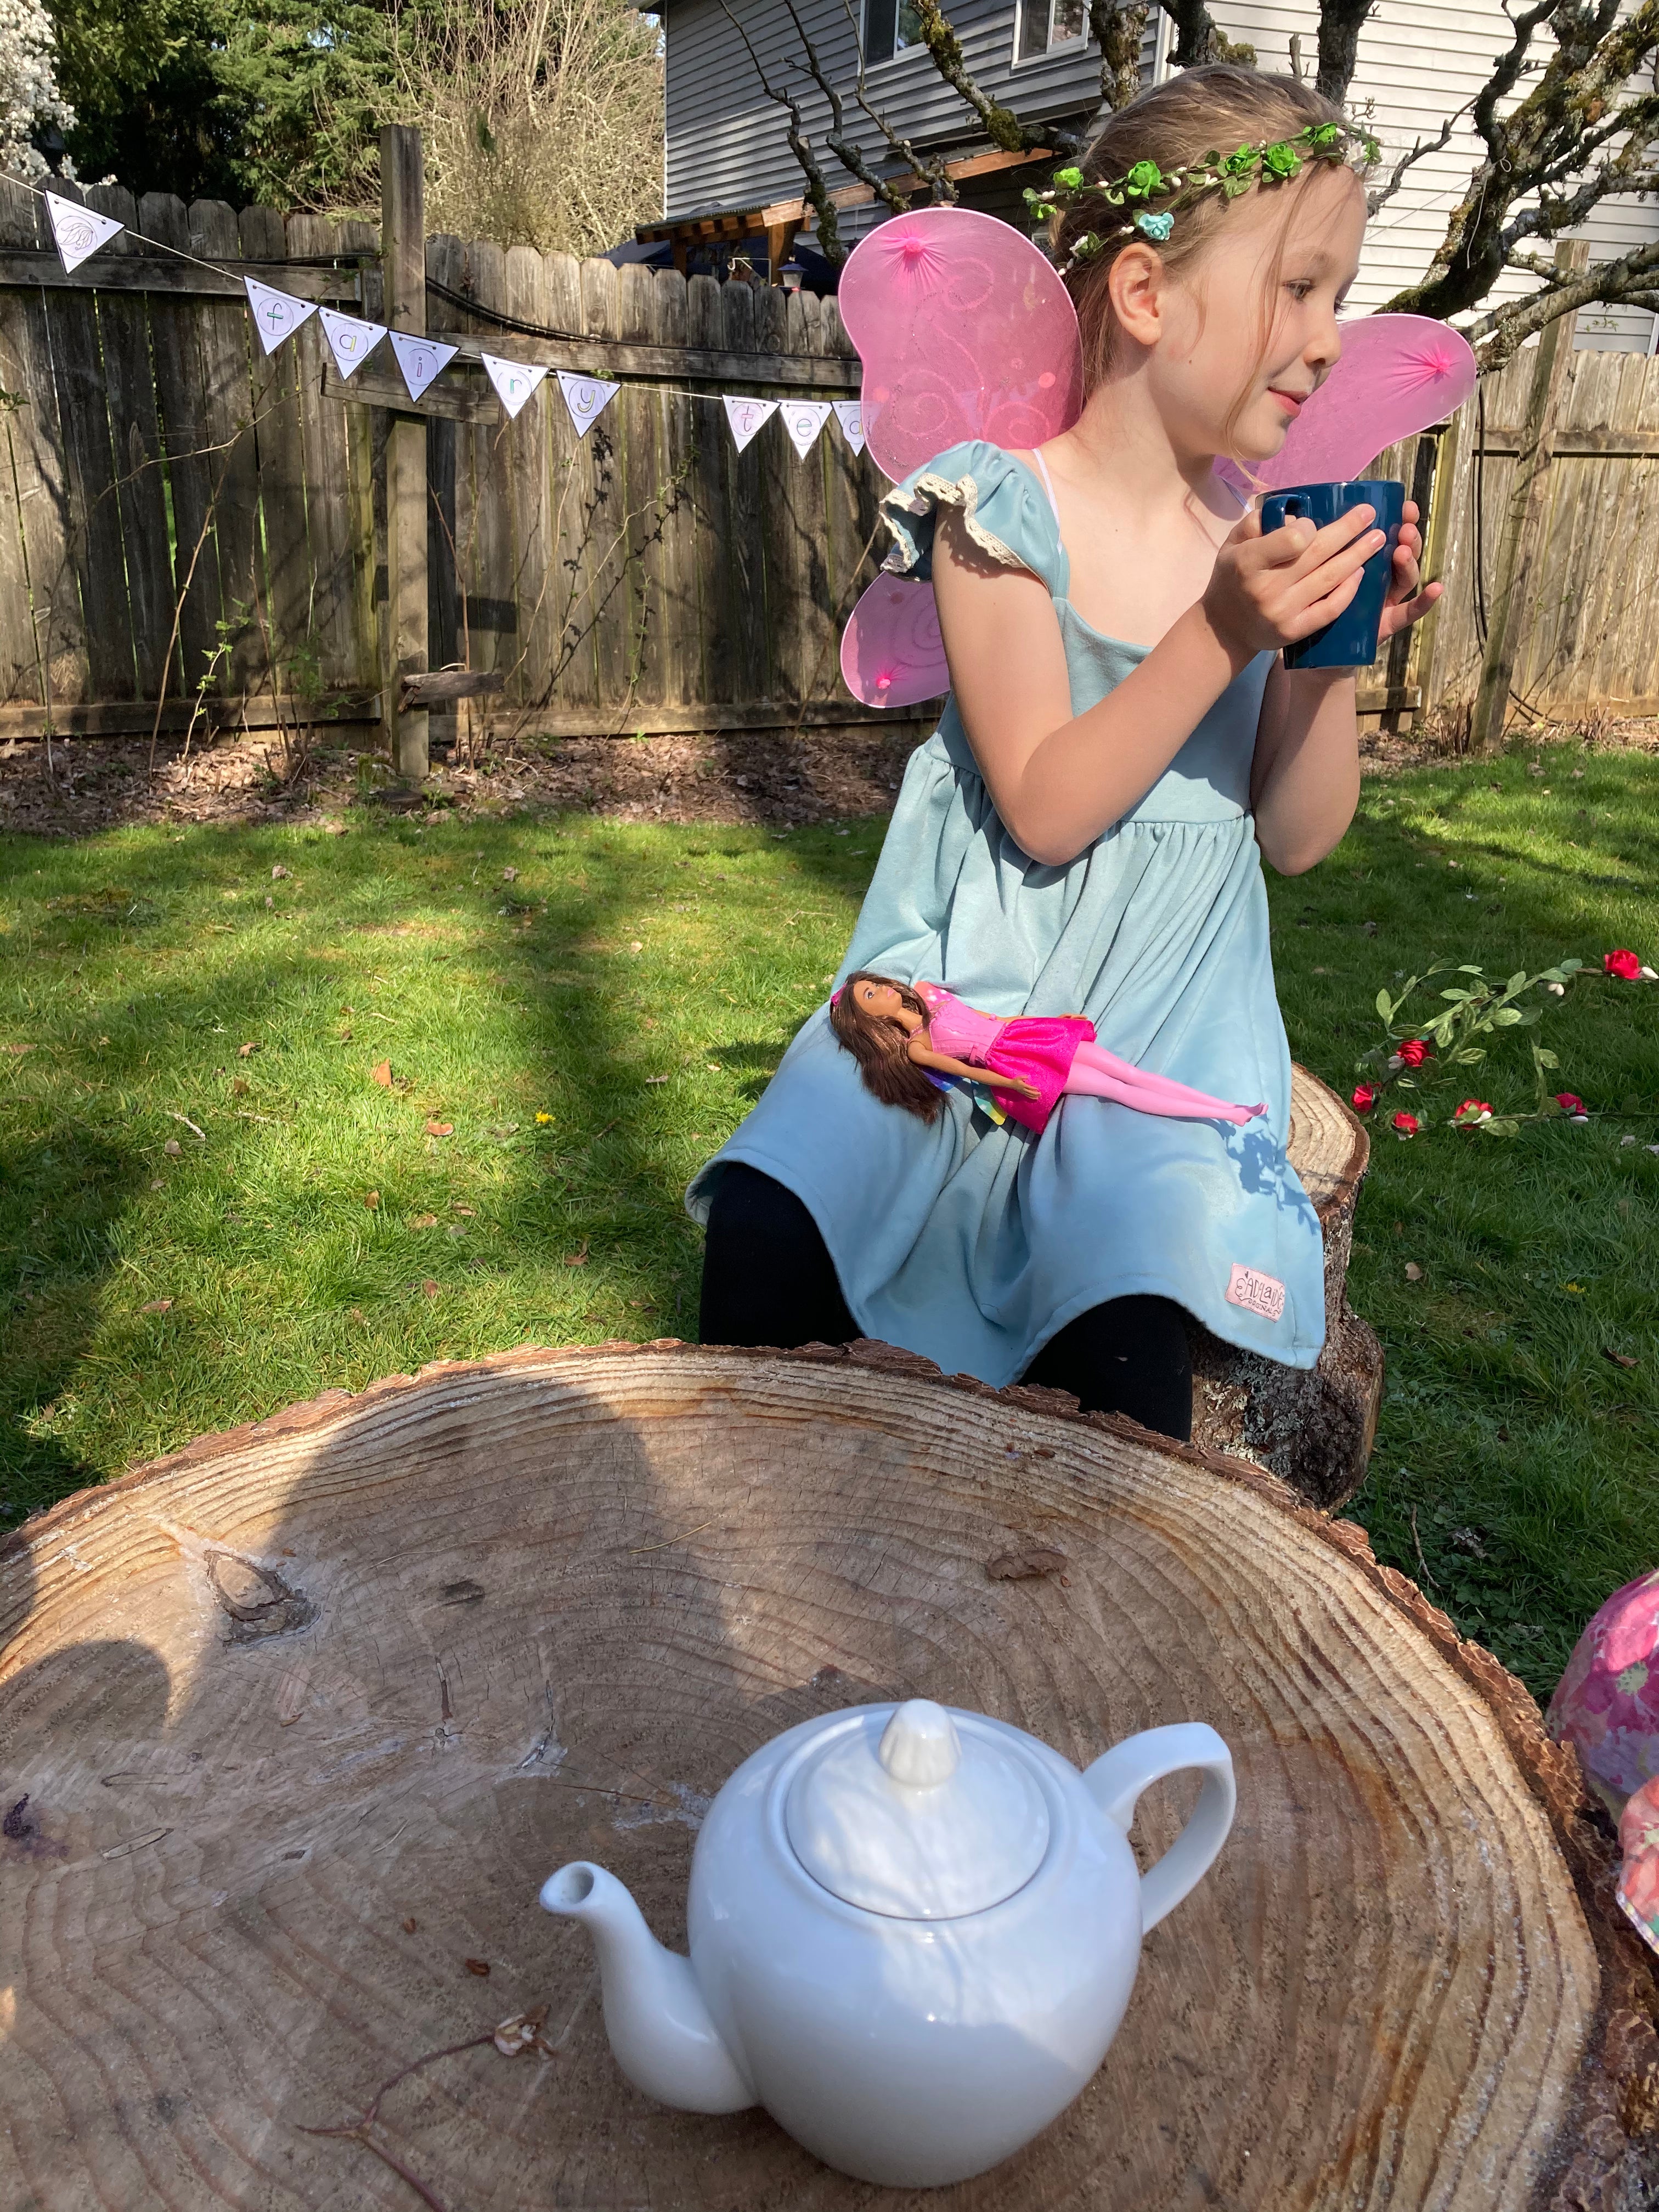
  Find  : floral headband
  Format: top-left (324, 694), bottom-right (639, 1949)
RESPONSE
top-left (1025, 119), bottom-right (1380, 269)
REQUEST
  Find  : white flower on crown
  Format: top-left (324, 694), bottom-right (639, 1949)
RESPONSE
top-left (0, 0), bottom-right (74, 177)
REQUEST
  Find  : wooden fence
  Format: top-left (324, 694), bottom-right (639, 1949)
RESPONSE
top-left (0, 162), bottom-right (1656, 755)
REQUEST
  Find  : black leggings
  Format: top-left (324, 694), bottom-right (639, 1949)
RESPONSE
top-left (699, 1164), bottom-right (1192, 1442)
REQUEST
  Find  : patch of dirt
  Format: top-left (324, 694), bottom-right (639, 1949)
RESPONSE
top-left (0, 719), bottom-right (935, 839)
top-left (1, 712), bottom-right (1654, 842)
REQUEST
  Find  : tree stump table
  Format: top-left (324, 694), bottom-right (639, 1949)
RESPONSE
top-left (3, 1345), bottom-right (1655, 2211)
top-left (1187, 1065), bottom-right (1382, 1509)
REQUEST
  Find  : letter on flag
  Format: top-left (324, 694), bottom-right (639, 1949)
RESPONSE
top-left (389, 331), bottom-right (459, 402)
top-left (724, 396), bottom-right (778, 454)
top-left (481, 351), bottom-right (550, 420)
top-left (244, 277), bottom-right (318, 357)
top-left (556, 369), bottom-right (620, 437)
top-left (44, 194), bottom-right (124, 274)
top-left (319, 307), bottom-right (387, 380)
top-left (833, 399), bottom-right (866, 456)
top-left (780, 400), bottom-right (832, 459)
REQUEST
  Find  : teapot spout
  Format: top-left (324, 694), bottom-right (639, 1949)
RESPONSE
top-left (540, 1861), bottom-right (757, 2114)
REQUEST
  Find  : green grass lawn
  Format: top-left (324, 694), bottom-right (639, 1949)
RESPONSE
top-left (3, 738), bottom-right (1656, 1702)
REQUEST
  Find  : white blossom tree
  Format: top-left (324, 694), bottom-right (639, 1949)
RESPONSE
top-left (0, 0), bottom-right (73, 178)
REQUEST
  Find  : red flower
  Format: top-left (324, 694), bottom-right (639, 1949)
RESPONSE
top-left (1454, 1098), bottom-right (1493, 1124)
top-left (1351, 1084), bottom-right (1376, 1111)
top-left (1605, 949), bottom-right (1643, 980)
top-left (1553, 1092), bottom-right (1584, 1115)
top-left (1397, 1038), bottom-right (1431, 1066)
top-left (1392, 1111), bottom-right (1419, 1136)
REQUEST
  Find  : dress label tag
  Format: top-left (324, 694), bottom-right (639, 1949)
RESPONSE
top-left (1226, 1263), bottom-right (1286, 1321)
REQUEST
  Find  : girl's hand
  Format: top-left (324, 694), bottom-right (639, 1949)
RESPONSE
top-left (1376, 499), bottom-right (1441, 642)
top-left (1203, 503), bottom-right (1387, 661)
top-left (999, 1077), bottom-right (1042, 1101)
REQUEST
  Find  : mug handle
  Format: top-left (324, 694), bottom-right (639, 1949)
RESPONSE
top-left (1082, 1723), bottom-right (1236, 1933)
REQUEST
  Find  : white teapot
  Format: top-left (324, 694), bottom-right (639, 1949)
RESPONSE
top-left (541, 1699), bottom-right (1234, 2187)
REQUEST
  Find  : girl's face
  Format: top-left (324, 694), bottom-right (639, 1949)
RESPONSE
top-left (1126, 166), bottom-right (1367, 466)
top-left (853, 979), bottom-right (910, 1023)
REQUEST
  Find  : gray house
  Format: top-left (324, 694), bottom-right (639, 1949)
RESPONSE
top-left (645, 0), bottom-right (1659, 351)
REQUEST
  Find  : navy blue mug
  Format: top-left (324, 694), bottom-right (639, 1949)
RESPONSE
top-left (1260, 478), bottom-right (1404, 670)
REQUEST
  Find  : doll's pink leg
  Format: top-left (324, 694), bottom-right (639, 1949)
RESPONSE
top-left (1064, 1041), bottom-right (1264, 1125)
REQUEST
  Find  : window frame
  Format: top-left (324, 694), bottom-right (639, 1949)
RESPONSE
top-left (862, 0), bottom-right (927, 67)
top-left (1011, 0), bottom-right (1089, 67)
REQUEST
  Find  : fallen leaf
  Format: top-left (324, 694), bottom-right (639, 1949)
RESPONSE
top-left (364, 1190), bottom-right (380, 1209)
top-left (231, 1076), bottom-right (249, 1097)
top-left (371, 1059), bottom-right (393, 1088)
top-left (645, 1074), bottom-right (669, 1086)
top-left (563, 1243), bottom-right (590, 1267)
top-left (338, 1028), bottom-right (352, 1043)
top-left (465, 1957), bottom-right (491, 1977)
top-left (1604, 1348), bottom-right (1640, 1369)
top-left (237, 1041), bottom-right (259, 1058)
top-left (271, 864), bottom-right (291, 879)
top-left (501, 866), bottom-right (518, 882)
top-left (425, 1119), bottom-right (454, 1137)
top-left (985, 1546), bottom-right (1068, 1582)
top-left (3, 1042), bottom-right (32, 1055)
top-left (411, 1212), bottom-right (439, 1228)
top-left (142, 1298), bottom-right (173, 1314)
top-left (421, 1278), bottom-right (440, 1296)
top-left (493, 2006), bottom-right (548, 2057)
top-left (1404, 1262), bottom-right (1423, 1281)
top-left (452, 1204), bottom-right (476, 1217)
top-left (629, 940), bottom-right (643, 954)
top-left (402, 1916), bottom-right (418, 1934)
top-left (163, 1138), bottom-right (181, 1156)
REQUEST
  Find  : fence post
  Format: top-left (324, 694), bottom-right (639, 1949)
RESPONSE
top-left (1469, 238), bottom-right (1588, 753)
top-left (381, 125), bottom-right (428, 782)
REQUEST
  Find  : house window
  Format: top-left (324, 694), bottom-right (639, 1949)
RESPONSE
top-left (865, 0), bottom-right (924, 65)
top-left (1017, 0), bottom-right (1086, 60)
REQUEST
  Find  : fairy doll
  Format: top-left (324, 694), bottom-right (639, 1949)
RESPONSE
top-left (690, 65), bottom-right (1457, 1441)
top-left (830, 972), bottom-right (1263, 1131)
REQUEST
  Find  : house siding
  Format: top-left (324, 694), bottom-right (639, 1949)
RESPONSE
top-left (664, 0), bottom-right (1658, 351)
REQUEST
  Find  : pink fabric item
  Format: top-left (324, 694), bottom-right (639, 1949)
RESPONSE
top-left (1620, 1776), bottom-right (1659, 1957)
top-left (917, 983), bottom-right (1090, 1135)
top-left (1547, 1569), bottom-right (1659, 1815)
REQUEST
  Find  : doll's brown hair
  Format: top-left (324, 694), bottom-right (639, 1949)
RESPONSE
top-left (829, 970), bottom-right (945, 1124)
top-left (1052, 67), bottom-right (1369, 458)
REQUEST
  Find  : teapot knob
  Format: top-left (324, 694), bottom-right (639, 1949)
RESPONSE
top-left (878, 1700), bottom-right (961, 1787)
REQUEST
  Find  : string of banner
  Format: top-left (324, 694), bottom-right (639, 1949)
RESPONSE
top-left (40, 188), bottom-right (868, 460)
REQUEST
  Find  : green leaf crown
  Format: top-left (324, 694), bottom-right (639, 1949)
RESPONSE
top-left (1024, 119), bottom-right (1381, 267)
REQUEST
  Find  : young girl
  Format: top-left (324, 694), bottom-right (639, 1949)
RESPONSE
top-left (830, 972), bottom-right (1264, 1131)
top-left (690, 65), bottom-right (1437, 1441)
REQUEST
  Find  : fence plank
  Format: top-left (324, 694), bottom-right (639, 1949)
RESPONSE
top-left (650, 268), bottom-right (699, 711)
top-left (287, 212), bottom-right (360, 691)
top-left (339, 217), bottom-right (382, 706)
top-left (88, 187), bottom-right (174, 702)
top-left (756, 284), bottom-right (803, 704)
top-left (543, 249), bottom-right (599, 710)
top-left (618, 262), bottom-right (668, 704)
top-left (505, 244), bottom-right (555, 708)
top-left (142, 193), bottom-right (224, 704)
top-left (0, 179), bottom-right (71, 706)
top-left (186, 200), bottom-right (262, 695)
top-left (459, 238), bottom-right (516, 688)
top-left (239, 204), bottom-right (311, 695)
top-left (685, 273), bottom-right (726, 708)
top-left (579, 256), bottom-right (631, 708)
top-left (720, 279), bottom-right (769, 704)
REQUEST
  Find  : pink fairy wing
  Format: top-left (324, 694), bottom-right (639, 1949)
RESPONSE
top-left (839, 205), bottom-right (1084, 482)
top-left (838, 207), bottom-right (1081, 707)
top-left (1214, 314), bottom-right (1477, 500)
top-left (840, 573), bottom-right (949, 709)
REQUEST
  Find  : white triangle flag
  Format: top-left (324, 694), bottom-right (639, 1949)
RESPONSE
top-left (318, 306), bottom-right (387, 381)
top-left (481, 351), bottom-right (550, 420)
top-left (44, 193), bottom-right (124, 274)
top-left (833, 399), bottom-right (866, 456)
top-left (556, 368), bottom-right (620, 437)
top-left (724, 396), bottom-right (778, 454)
top-left (780, 399), bottom-right (832, 459)
top-left (389, 330), bottom-right (459, 402)
top-left (244, 277), bottom-right (317, 357)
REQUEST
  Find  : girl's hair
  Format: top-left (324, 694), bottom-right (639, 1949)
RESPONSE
top-left (829, 970), bottom-right (945, 1122)
top-left (1054, 66), bottom-right (1369, 450)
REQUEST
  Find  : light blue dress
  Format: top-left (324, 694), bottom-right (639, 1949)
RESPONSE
top-left (687, 440), bottom-right (1325, 1383)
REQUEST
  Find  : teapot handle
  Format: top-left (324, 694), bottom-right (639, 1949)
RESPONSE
top-left (1082, 1723), bottom-right (1235, 1934)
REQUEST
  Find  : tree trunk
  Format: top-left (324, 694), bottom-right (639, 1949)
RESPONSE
top-left (1187, 1063), bottom-right (1383, 1509)
top-left (3, 1344), bottom-right (1656, 2211)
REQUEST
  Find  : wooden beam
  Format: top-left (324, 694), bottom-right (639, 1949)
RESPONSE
top-left (1470, 240), bottom-right (1589, 753)
top-left (381, 125), bottom-right (430, 785)
top-left (398, 667), bottom-right (504, 710)
top-left (1474, 425), bottom-right (1659, 458)
top-left (0, 252), bottom-right (364, 302)
top-left (885, 145), bottom-right (1053, 198)
top-left (0, 692), bottom-right (380, 738)
top-left (320, 361), bottom-right (502, 425)
top-left (417, 329), bottom-right (861, 391)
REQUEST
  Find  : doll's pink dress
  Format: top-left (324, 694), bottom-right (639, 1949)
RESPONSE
top-left (917, 983), bottom-right (1094, 1136)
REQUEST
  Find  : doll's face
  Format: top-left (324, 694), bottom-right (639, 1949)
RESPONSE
top-left (853, 978), bottom-right (909, 1023)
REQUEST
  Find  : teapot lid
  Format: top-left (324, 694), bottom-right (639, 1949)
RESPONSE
top-left (783, 1701), bottom-right (1050, 1920)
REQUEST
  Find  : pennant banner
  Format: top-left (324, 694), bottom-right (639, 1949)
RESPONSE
top-left (319, 306), bottom-right (387, 381)
top-left (244, 276), bottom-right (317, 357)
top-left (781, 399), bottom-right (832, 459)
top-left (832, 399), bottom-right (865, 456)
top-left (389, 331), bottom-right (459, 402)
top-left (556, 368), bottom-right (620, 437)
top-left (45, 194), bottom-right (124, 275)
top-left (724, 396), bottom-right (778, 454)
top-left (481, 351), bottom-right (550, 420)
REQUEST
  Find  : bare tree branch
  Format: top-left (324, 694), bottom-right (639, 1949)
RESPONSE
top-left (910, 0), bottom-right (1086, 154)
top-left (1313, 0), bottom-right (1376, 102)
top-left (1154, 0), bottom-right (1255, 71)
top-left (830, 0), bottom-right (957, 204)
top-left (719, 0), bottom-right (850, 258)
top-left (1467, 233), bottom-right (1659, 368)
top-left (1367, 101), bottom-right (1472, 217)
top-left (1087, 0), bottom-right (1151, 112)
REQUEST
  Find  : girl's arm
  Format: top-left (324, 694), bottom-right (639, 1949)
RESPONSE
top-left (1249, 499), bottom-right (1435, 874)
top-left (906, 1040), bottom-right (1042, 1099)
top-left (931, 500), bottom-right (1384, 868)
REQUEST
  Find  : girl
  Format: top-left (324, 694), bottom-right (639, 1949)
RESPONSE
top-left (690, 66), bottom-right (1437, 1441)
top-left (830, 972), bottom-right (1264, 1132)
